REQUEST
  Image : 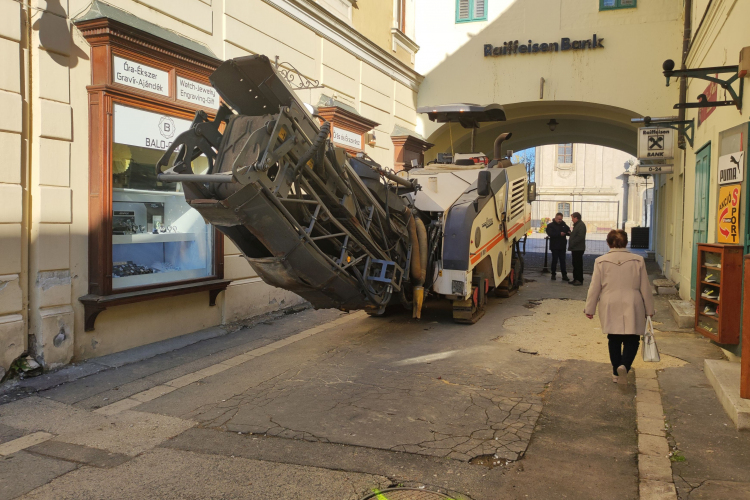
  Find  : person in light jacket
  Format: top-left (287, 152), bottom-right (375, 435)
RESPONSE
top-left (584, 229), bottom-right (655, 384)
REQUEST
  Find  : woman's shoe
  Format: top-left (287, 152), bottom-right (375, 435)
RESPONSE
top-left (612, 375), bottom-right (619, 383)
top-left (617, 365), bottom-right (628, 385)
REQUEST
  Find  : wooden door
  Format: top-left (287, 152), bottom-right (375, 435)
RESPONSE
top-left (692, 143), bottom-right (711, 300)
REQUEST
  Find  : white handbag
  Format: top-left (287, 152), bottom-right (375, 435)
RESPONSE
top-left (642, 317), bottom-right (661, 362)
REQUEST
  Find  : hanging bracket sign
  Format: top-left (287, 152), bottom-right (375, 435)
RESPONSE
top-left (718, 151), bottom-right (745, 186)
top-left (635, 164), bottom-right (674, 175)
top-left (637, 127), bottom-right (675, 160)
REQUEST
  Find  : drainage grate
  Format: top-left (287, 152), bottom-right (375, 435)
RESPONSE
top-left (360, 488), bottom-right (459, 500)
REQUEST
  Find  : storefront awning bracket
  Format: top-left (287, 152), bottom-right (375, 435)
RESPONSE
top-left (631, 116), bottom-right (695, 149)
top-left (662, 59), bottom-right (743, 112)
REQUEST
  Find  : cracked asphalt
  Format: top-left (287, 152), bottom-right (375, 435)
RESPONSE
top-left (1, 269), bottom-right (747, 499)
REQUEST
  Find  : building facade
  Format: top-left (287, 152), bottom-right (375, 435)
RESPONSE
top-left (532, 143), bottom-right (649, 235)
top-left (0, 0), bottom-right (423, 373)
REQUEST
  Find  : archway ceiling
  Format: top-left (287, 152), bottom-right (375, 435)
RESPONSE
top-left (422, 100), bottom-right (643, 158)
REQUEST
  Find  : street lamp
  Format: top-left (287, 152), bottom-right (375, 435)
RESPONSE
top-left (547, 119), bottom-right (558, 131)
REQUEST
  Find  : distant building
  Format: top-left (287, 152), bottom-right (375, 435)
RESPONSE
top-left (532, 144), bottom-right (651, 234)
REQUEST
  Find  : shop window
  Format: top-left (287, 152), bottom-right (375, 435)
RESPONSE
top-left (75, 10), bottom-right (228, 331)
top-left (558, 203), bottom-right (571, 218)
top-left (600, 0), bottom-right (636, 10)
top-left (111, 104), bottom-right (214, 290)
top-left (557, 143), bottom-right (574, 165)
top-left (456, 0), bottom-right (486, 23)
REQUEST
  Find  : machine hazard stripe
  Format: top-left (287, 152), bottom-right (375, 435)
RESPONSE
top-left (469, 215), bottom-right (530, 265)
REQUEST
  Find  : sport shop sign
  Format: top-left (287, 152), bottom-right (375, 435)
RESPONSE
top-left (484, 35), bottom-right (604, 57)
top-left (113, 104), bottom-right (192, 151)
top-left (637, 127), bottom-right (675, 161)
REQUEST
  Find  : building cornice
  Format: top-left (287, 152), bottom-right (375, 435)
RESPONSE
top-left (262, 0), bottom-right (423, 91)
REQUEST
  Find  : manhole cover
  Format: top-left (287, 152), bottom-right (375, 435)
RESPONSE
top-left (360, 488), bottom-right (458, 500)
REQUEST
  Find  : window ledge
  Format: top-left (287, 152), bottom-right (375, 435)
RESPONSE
top-left (79, 279), bottom-right (230, 331)
top-left (391, 29), bottom-right (420, 62)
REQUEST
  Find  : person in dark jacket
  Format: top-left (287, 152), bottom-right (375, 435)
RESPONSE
top-left (568, 212), bottom-right (587, 286)
top-left (546, 212), bottom-right (571, 281)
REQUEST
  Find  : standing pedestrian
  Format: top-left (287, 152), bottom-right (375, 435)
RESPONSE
top-left (568, 212), bottom-right (587, 286)
top-left (545, 212), bottom-right (570, 281)
top-left (584, 230), bottom-right (655, 384)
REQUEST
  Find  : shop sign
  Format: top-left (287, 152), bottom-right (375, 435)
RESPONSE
top-left (331, 127), bottom-right (362, 150)
top-left (113, 104), bottom-right (192, 151)
top-left (637, 127), bottom-right (674, 160)
top-left (177, 77), bottom-right (219, 108)
top-left (113, 56), bottom-right (169, 96)
top-left (698, 76), bottom-right (718, 127)
top-left (718, 151), bottom-right (745, 186)
top-left (484, 34), bottom-right (604, 57)
top-left (635, 164), bottom-right (673, 175)
top-left (717, 184), bottom-right (741, 244)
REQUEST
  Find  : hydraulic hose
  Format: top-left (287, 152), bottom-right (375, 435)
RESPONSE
top-left (406, 211), bottom-right (422, 286)
top-left (293, 121), bottom-right (330, 177)
top-left (415, 216), bottom-right (428, 285)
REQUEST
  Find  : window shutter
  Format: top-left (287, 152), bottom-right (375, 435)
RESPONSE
top-left (457, 0), bottom-right (470, 20)
top-left (473, 0), bottom-right (485, 19)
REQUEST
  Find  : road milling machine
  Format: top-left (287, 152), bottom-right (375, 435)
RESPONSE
top-left (157, 55), bottom-right (535, 323)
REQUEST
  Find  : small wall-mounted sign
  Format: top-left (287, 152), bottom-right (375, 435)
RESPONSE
top-left (331, 127), bottom-right (363, 151)
top-left (176, 77), bottom-right (219, 108)
top-left (717, 184), bottom-right (741, 244)
top-left (718, 151), bottom-right (745, 186)
top-left (113, 56), bottom-right (169, 96)
top-left (113, 104), bottom-right (191, 151)
top-left (635, 164), bottom-right (674, 175)
top-left (637, 127), bottom-right (675, 160)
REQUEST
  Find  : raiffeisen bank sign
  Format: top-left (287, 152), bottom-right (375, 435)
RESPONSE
top-left (484, 35), bottom-right (604, 57)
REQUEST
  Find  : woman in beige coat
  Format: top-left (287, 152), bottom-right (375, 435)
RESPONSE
top-left (584, 230), bottom-right (655, 384)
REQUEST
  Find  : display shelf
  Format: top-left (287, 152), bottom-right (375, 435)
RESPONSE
top-left (113, 233), bottom-right (199, 244)
top-left (694, 243), bottom-right (742, 344)
top-left (113, 268), bottom-right (208, 289)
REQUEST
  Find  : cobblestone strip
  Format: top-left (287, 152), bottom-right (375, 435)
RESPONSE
top-left (93, 312), bottom-right (367, 416)
top-left (636, 368), bottom-right (677, 500)
top-left (0, 431), bottom-right (54, 456)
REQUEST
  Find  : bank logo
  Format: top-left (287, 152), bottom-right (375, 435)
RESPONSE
top-left (158, 116), bottom-right (176, 140)
top-left (648, 135), bottom-right (664, 151)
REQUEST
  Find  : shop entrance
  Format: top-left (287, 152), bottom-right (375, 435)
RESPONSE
top-left (692, 143), bottom-right (712, 300)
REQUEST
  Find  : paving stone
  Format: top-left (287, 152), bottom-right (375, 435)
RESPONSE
top-left (636, 377), bottom-right (660, 392)
top-left (657, 286), bottom-right (678, 295)
top-left (0, 422), bottom-right (24, 445)
top-left (638, 433), bottom-right (669, 457)
top-left (637, 369), bottom-right (658, 380)
top-left (637, 401), bottom-right (665, 419)
top-left (637, 416), bottom-right (666, 437)
top-left (26, 440), bottom-right (132, 468)
top-left (0, 450), bottom-right (78, 500)
top-left (636, 390), bottom-right (664, 407)
top-left (639, 479), bottom-right (677, 500)
top-left (0, 431), bottom-right (54, 456)
top-left (639, 454), bottom-right (674, 482)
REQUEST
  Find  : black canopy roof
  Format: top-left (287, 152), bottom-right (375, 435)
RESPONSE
top-left (416, 103), bottom-right (506, 128)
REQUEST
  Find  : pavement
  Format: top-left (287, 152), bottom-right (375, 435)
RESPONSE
top-left (1, 266), bottom-right (749, 499)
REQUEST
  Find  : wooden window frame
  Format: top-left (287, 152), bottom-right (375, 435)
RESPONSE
top-left (599, 0), bottom-right (636, 11)
top-left (556, 143), bottom-right (574, 168)
top-left (456, 0), bottom-right (487, 24)
top-left (76, 17), bottom-right (228, 330)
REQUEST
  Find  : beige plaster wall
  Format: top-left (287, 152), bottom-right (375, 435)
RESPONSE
top-left (3, 0), bottom-right (419, 370)
top-left (668, 0), bottom-right (750, 301)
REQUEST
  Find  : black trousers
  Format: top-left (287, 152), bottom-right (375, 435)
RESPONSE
top-left (608, 334), bottom-right (640, 375)
top-left (571, 251), bottom-right (584, 283)
top-left (550, 249), bottom-right (567, 276)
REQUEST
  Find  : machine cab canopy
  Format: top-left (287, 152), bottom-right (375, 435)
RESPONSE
top-left (416, 103), bottom-right (506, 129)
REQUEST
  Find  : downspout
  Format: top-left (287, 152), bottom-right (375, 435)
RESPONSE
top-left (21, 1), bottom-right (33, 358)
top-left (678, 0), bottom-right (692, 288)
